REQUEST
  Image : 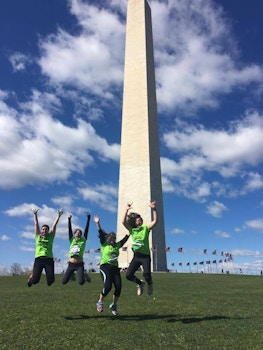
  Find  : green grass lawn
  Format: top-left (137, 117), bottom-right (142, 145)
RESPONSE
top-left (0, 273), bottom-right (262, 350)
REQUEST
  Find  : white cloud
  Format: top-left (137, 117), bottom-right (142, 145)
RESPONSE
top-left (78, 183), bottom-right (118, 212)
top-left (215, 229), bottom-right (231, 238)
top-left (4, 203), bottom-right (38, 217)
top-left (171, 228), bottom-right (184, 235)
top-left (9, 52), bottom-right (32, 72)
top-left (1, 235), bottom-right (11, 241)
top-left (161, 176), bottom-right (175, 193)
top-left (207, 201), bottom-right (228, 218)
top-left (245, 218), bottom-right (263, 233)
top-left (4, 203), bottom-right (68, 239)
top-left (0, 91), bottom-right (119, 189)
top-left (51, 196), bottom-right (74, 209)
top-left (20, 246), bottom-right (35, 252)
top-left (161, 111), bottom-right (263, 200)
top-left (35, 0), bottom-right (263, 111)
top-left (163, 112), bottom-right (263, 174)
top-left (151, 0), bottom-right (263, 112)
top-left (243, 172), bottom-right (263, 192)
top-left (39, 0), bottom-right (125, 98)
top-left (232, 249), bottom-right (263, 258)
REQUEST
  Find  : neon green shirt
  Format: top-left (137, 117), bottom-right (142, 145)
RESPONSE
top-left (129, 224), bottom-right (150, 255)
top-left (35, 234), bottom-right (54, 258)
top-left (69, 237), bottom-right (87, 258)
top-left (100, 241), bottom-right (122, 267)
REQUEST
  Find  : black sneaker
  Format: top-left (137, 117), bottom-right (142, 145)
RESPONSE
top-left (86, 274), bottom-right (91, 283)
top-left (147, 282), bottom-right (153, 296)
top-left (27, 274), bottom-right (33, 287)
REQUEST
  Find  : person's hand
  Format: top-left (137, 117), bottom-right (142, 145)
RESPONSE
top-left (31, 208), bottom-right (39, 214)
top-left (149, 201), bottom-right (156, 209)
top-left (58, 209), bottom-right (64, 217)
top-left (126, 202), bottom-right (133, 210)
top-left (87, 212), bottom-right (91, 217)
top-left (68, 214), bottom-right (72, 220)
top-left (94, 216), bottom-right (100, 224)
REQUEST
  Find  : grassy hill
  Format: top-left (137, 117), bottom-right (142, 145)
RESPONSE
top-left (0, 273), bottom-right (262, 349)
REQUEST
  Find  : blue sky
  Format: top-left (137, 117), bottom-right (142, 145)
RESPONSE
top-left (1, 0), bottom-right (263, 275)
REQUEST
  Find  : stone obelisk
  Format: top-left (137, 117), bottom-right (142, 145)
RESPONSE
top-left (117, 0), bottom-right (167, 271)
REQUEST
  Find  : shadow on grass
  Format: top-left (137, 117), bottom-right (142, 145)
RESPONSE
top-left (64, 314), bottom-right (236, 323)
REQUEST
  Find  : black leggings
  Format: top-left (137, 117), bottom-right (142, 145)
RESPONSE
top-left (62, 262), bottom-right (85, 285)
top-left (99, 264), bottom-right (122, 297)
top-left (31, 257), bottom-right (55, 286)
top-left (126, 253), bottom-right (152, 285)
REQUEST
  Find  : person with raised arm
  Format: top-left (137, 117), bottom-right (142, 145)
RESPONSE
top-left (94, 215), bottom-right (130, 316)
top-left (62, 212), bottom-right (91, 285)
top-left (27, 208), bottom-right (63, 287)
top-left (122, 201), bottom-right (157, 296)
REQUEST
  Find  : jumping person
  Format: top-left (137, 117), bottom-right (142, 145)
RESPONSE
top-left (94, 215), bottom-right (130, 316)
top-left (122, 201), bottom-right (157, 296)
top-left (62, 213), bottom-right (91, 285)
top-left (28, 208), bottom-right (63, 287)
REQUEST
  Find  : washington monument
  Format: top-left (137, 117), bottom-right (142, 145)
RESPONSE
top-left (117, 0), bottom-right (167, 271)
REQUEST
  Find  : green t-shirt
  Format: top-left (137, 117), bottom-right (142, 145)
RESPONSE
top-left (69, 237), bottom-right (87, 258)
top-left (100, 241), bottom-right (122, 267)
top-left (35, 234), bottom-right (54, 258)
top-left (129, 224), bottom-right (150, 255)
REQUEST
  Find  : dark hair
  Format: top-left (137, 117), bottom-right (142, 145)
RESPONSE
top-left (74, 228), bottom-right (82, 236)
top-left (41, 224), bottom-right (49, 231)
top-left (105, 232), bottom-right (116, 242)
top-left (108, 231), bottom-right (116, 237)
top-left (127, 212), bottom-right (141, 228)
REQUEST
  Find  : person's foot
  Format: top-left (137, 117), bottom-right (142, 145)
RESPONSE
top-left (86, 274), bottom-right (91, 283)
top-left (137, 280), bottom-right (145, 296)
top-left (109, 303), bottom-right (119, 316)
top-left (27, 274), bottom-right (33, 287)
top-left (96, 301), bottom-right (103, 312)
top-left (147, 282), bottom-right (153, 296)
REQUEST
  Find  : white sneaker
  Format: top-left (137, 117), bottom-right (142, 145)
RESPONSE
top-left (137, 280), bottom-right (145, 296)
top-left (109, 303), bottom-right (119, 316)
top-left (96, 301), bottom-right (103, 312)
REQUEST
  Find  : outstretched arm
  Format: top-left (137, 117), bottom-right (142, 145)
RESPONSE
top-left (94, 216), bottom-right (105, 244)
top-left (31, 208), bottom-right (40, 236)
top-left (84, 212), bottom-right (91, 240)
top-left (51, 209), bottom-right (64, 236)
top-left (68, 215), bottom-right (73, 239)
top-left (121, 202), bottom-right (133, 230)
top-left (148, 201), bottom-right (158, 230)
top-left (119, 233), bottom-right (130, 247)
top-left (94, 215), bottom-right (102, 231)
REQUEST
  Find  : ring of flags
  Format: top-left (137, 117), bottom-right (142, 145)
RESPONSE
top-left (54, 246), bottom-right (233, 268)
